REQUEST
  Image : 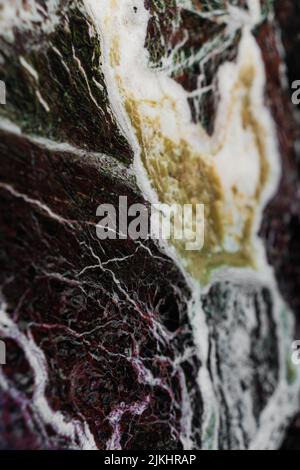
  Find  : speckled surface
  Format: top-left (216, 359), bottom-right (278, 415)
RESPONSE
top-left (0, 0), bottom-right (299, 450)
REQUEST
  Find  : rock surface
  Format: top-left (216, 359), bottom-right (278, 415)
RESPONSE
top-left (0, 0), bottom-right (299, 450)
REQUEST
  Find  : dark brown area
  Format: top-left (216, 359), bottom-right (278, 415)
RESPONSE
top-left (258, 0), bottom-right (300, 448)
top-left (0, 128), bottom-right (200, 449)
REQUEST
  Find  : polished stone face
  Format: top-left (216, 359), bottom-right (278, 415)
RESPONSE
top-left (0, 0), bottom-right (300, 450)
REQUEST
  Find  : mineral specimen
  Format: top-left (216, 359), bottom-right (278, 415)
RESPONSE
top-left (0, 0), bottom-right (299, 450)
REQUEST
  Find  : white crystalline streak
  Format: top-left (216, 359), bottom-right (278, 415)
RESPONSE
top-left (0, 0), bottom-right (60, 41)
top-left (0, 296), bottom-right (97, 449)
top-left (84, 0), bottom-right (280, 260)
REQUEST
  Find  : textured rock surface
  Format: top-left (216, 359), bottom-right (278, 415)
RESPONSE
top-left (0, 0), bottom-right (299, 450)
top-left (274, 0), bottom-right (300, 449)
